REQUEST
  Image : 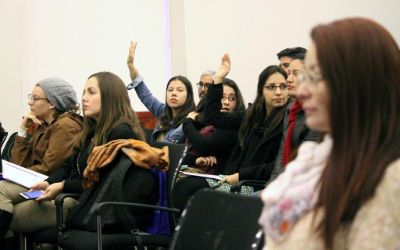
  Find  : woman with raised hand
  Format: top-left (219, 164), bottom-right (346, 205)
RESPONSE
top-left (182, 78), bottom-right (246, 175)
top-left (127, 41), bottom-right (196, 144)
top-left (259, 18), bottom-right (400, 249)
top-left (0, 72), bottom-right (147, 243)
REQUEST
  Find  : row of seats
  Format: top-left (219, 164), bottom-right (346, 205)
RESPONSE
top-left (1, 139), bottom-right (264, 249)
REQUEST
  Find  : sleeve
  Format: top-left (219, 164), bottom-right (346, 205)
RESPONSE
top-left (11, 134), bottom-right (34, 167)
top-left (12, 118), bottom-right (81, 175)
top-left (130, 79), bottom-right (165, 117)
top-left (46, 155), bottom-right (75, 184)
top-left (347, 163), bottom-right (400, 249)
top-left (183, 118), bottom-right (238, 155)
top-left (238, 162), bottom-right (274, 181)
top-left (268, 136), bottom-right (285, 183)
top-left (182, 152), bottom-right (197, 166)
top-left (203, 84), bottom-right (244, 130)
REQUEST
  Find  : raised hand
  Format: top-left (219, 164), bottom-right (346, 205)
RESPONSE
top-left (21, 112), bottom-right (43, 129)
top-left (127, 41), bottom-right (139, 81)
top-left (214, 53), bottom-right (231, 84)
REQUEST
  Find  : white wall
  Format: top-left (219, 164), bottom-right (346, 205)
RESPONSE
top-left (1, 0), bottom-right (399, 138)
top-left (182, 0), bottom-right (400, 104)
top-left (0, 0), bottom-right (170, 135)
top-left (0, 0), bottom-right (23, 136)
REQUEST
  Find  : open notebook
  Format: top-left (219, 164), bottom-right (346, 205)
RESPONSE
top-left (1, 160), bottom-right (48, 188)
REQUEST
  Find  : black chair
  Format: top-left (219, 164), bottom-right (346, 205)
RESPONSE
top-left (0, 131), bottom-right (7, 149)
top-left (90, 188), bottom-right (263, 250)
top-left (169, 188), bottom-right (263, 250)
top-left (19, 193), bottom-right (80, 250)
top-left (25, 142), bottom-right (187, 250)
top-left (1, 131), bottom-right (17, 162)
top-left (251, 228), bottom-right (265, 250)
top-left (0, 130), bottom-right (8, 172)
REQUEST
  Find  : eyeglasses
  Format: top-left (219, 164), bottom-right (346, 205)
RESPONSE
top-left (297, 71), bottom-right (323, 86)
top-left (264, 84), bottom-right (288, 92)
top-left (28, 94), bottom-right (48, 104)
top-left (221, 95), bottom-right (236, 102)
top-left (196, 82), bottom-right (210, 89)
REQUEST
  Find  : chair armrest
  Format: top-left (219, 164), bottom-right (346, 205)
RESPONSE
top-left (231, 180), bottom-right (267, 193)
top-left (55, 193), bottom-right (80, 206)
top-left (94, 201), bottom-right (180, 215)
top-left (55, 192), bottom-right (80, 242)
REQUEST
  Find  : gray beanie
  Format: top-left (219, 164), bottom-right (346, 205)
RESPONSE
top-left (37, 78), bottom-right (78, 112)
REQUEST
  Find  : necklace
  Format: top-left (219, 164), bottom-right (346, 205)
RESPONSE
top-left (76, 139), bottom-right (94, 176)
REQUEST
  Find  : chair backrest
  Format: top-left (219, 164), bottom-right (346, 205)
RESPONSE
top-left (1, 131), bottom-right (17, 161)
top-left (150, 142), bottom-right (187, 194)
top-left (0, 131), bottom-right (7, 149)
top-left (170, 189), bottom-right (263, 250)
top-left (0, 131), bottom-right (8, 172)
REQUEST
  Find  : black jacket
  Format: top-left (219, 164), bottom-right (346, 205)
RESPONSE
top-left (46, 123), bottom-right (138, 193)
top-left (182, 118), bottom-right (238, 174)
top-left (203, 84), bottom-right (285, 181)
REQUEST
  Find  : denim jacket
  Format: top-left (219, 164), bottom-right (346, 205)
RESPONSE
top-left (128, 75), bottom-right (186, 144)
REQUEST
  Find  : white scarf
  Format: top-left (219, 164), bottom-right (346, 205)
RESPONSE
top-left (258, 135), bottom-right (332, 242)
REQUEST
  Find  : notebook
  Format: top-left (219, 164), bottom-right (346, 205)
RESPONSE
top-left (1, 160), bottom-right (48, 188)
top-left (179, 170), bottom-right (223, 181)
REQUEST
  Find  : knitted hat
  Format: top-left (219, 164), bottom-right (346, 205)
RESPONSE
top-left (37, 78), bottom-right (78, 112)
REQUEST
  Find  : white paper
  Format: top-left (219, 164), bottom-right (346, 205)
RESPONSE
top-left (1, 160), bottom-right (48, 188)
top-left (179, 170), bottom-right (223, 181)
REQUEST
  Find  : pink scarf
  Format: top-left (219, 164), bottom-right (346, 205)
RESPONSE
top-left (258, 135), bottom-right (332, 242)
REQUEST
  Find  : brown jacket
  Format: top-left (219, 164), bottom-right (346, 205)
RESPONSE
top-left (11, 112), bottom-right (82, 175)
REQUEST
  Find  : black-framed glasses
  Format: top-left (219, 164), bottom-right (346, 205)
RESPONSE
top-left (221, 95), bottom-right (236, 102)
top-left (264, 84), bottom-right (288, 92)
top-left (196, 82), bottom-right (210, 89)
top-left (28, 94), bottom-right (48, 104)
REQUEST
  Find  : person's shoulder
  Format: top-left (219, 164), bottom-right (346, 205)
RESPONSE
top-left (108, 122), bottom-right (136, 140)
top-left (53, 112), bottom-right (83, 129)
top-left (111, 122), bottom-right (133, 133)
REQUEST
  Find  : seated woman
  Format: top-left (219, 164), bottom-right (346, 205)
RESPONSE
top-left (126, 41), bottom-right (196, 144)
top-left (173, 57), bottom-right (289, 210)
top-left (182, 78), bottom-right (245, 175)
top-left (12, 78), bottom-right (82, 174)
top-left (0, 72), bottom-right (151, 243)
top-left (0, 78), bottom-right (82, 242)
top-left (259, 18), bottom-right (400, 249)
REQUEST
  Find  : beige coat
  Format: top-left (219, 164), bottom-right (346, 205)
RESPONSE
top-left (265, 159), bottom-right (400, 250)
top-left (11, 112), bottom-right (82, 175)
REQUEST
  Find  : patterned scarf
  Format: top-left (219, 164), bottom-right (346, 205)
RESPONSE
top-left (258, 135), bottom-right (332, 242)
